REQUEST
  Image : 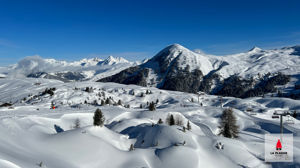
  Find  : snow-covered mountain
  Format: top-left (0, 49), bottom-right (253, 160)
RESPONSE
top-left (211, 45), bottom-right (300, 78)
top-left (99, 44), bottom-right (300, 98)
top-left (2, 43), bottom-right (300, 98)
top-left (2, 55), bottom-right (137, 82)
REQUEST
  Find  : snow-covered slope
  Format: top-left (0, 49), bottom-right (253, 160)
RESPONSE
top-left (211, 45), bottom-right (300, 78)
top-left (0, 78), bottom-right (299, 167)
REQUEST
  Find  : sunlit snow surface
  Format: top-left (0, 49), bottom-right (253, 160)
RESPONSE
top-left (0, 78), bottom-right (299, 168)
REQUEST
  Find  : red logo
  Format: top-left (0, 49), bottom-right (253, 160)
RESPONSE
top-left (276, 139), bottom-right (282, 150)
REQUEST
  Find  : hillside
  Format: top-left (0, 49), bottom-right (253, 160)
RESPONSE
top-left (0, 78), bottom-right (299, 168)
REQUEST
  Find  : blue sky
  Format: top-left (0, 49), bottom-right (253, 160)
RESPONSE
top-left (0, 0), bottom-right (300, 66)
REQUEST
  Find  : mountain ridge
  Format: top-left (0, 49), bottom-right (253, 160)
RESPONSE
top-left (98, 43), bottom-right (300, 98)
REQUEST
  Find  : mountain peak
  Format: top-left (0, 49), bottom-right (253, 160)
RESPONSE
top-left (249, 46), bottom-right (262, 53)
top-left (165, 43), bottom-right (188, 51)
top-left (98, 56), bottom-right (129, 66)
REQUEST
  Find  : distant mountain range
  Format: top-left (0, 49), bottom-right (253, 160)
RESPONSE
top-left (1, 44), bottom-right (300, 98)
top-left (0, 55), bottom-right (141, 82)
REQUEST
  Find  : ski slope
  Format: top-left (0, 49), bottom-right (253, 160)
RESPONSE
top-left (0, 78), bottom-right (299, 168)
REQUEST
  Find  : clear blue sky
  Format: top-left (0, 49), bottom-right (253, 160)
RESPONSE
top-left (1, 0), bottom-right (300, 66)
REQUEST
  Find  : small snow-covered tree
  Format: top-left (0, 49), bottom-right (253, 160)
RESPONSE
top-left (293, 110), bottom-right (297, 118)
top-left (101, 100), bottom-right (105, 106)
top-left (218, 108), bottom-right (239, 138)
top-left (187, 121), bottom-right (191, 130)
top-left (117, 100), bottom-right (122, 106)
top-left (175, 115), bottom-right (183, 126)
top-left (74, 118), bottom-right (80, 129)
top-left (149, 101), bottom-right (156, 111)
top-left (93, 108), bottom-right (105, 126)
top-left (157, 118), bottom-right (163, 124)
top-left (105, 98), bottom-right (110, 105)
top-left (166, 114), bottom-right (175, 126)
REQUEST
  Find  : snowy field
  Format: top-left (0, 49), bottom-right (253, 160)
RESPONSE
top-left (0, 78), bottom-right (299, 168)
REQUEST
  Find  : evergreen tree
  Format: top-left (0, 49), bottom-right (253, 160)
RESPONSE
top-left (149, 101), bottom-right (156, 111)
top-left (101, 100), bottom-right (105, 106)
top-left (74, 118), bottom-right (80, 129)
top-left (105, 98), bottom-right (110, 105)
top-left (293, 110), bottom-right (297, 118)
top-left (117, 100), bottom-right (122, 106)
top-left (187, 121), bottom-right (191, 130)
top-left (183, 126), bottom-right (186, 132)
top-left (93, 108), bottom-right (105, 126)
top-left (175, 115), bottom-right (183, 126)
top-left (140, 104), bottom-right (143, 108)
top-left (156, 99), bottom-right (159, 104)
top-left (157, 118), bottom-right (163, 124)
top-left (218, 108), bottom-right (239, 138)
top-left (166, 114), bottom-right (175, 126)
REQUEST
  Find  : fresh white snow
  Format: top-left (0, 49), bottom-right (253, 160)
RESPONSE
top-left (0, 78), bottom-right (299, 168)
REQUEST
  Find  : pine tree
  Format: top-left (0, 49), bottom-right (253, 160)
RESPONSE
top-left (187, 121), bottom-right (191, 130)
top-left (218, 108), bottom-right (239, 138)
top-left (166, 114), bottom-right (175, 126)
top-left (105, 98), bottom-right (110, 105)
top-left (117, 100), bottom-right (122, 106)
top-left (74, 118), bottom-right (80, 129)
top-left (175, 115), bottom-right (183, 126)
top-left (93, 108), bottom-right (105, 126)
top-left (140, 104), bottom-right (143, 108)
top-left (293, 110), bottom-right (297, 118)
top-left (157, 118), bottom-right (163, 124)
top-left (156, 99), bottom-right (159, 104)
top-left (101, 100), bottom-right (105, 106)
top-left (149, 102), bottom-right (156, 111)
top-left (183, 126), bottom-right (186, 132)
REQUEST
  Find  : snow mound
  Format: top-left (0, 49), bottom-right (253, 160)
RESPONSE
top-left (0, 159), bottom-right (21, 168)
